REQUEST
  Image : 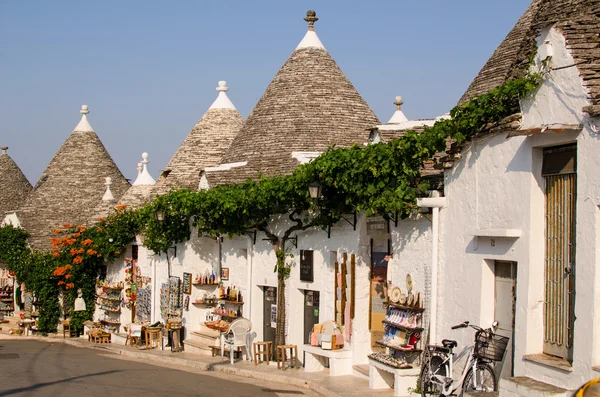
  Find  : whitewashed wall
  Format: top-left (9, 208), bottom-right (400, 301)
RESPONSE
top-left (438, 26), bottom-right (597, 390)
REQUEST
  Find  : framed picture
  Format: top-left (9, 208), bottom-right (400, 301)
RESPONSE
top-left (182, 272), bottom-right (192, 295)
top-left (221, 267), bottom-right (229, 281)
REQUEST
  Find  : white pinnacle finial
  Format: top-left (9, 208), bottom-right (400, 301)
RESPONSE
top-left (102, 177), bottom-right (115, 202)
top-left (216, 81), bottom-right (229, 92)
top-left (73, 104), bottom-right (94, 132)
top-left (137, 162), bottom-right (143, 175)
top-left (209, 81), bottom-right (236, 110)
top-left (296, 10), bottom-right (325, 50)
top-left (387, 95), bottom-right (409, 125)
top-left (133, 152), bottom-right (156, 186)
top-left (0, 146), bottom-right (7, 155)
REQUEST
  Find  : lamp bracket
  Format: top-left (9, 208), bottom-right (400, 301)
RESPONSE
top-left (340, 212), bottom-right (357, 230)
top-left (245, 230), bottom-right (257, 244)
top-left (282, 235), bottom-right (298, 248)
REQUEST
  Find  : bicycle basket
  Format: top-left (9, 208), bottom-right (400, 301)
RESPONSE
top-left (474, 331), bottom-right (509, 362)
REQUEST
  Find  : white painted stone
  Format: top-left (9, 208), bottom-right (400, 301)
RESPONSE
top-left (209, 81), bottom-right (237, 110)
top-left (102, 177), bottom-right (115, 202)
top-left (204, 161), bottom-right (247, 172)
top-left (296, 30), bottom-right (325, 50)
top-left (435, 30), bottom-right (598, 392)
top-left (132, 153), bottom-right (156, 186)
top-left (1, 212), bottom-right (20, 228)
top-left (291, 151), bottom-right (322, 164)
top-left (520, 26), bottom-right (590, 131)
top-left (73, 105), bottom-right (94, 132)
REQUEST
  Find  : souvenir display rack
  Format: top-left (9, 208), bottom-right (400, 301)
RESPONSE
top-left (369, 274), bottom-right (424, 370)
top-left (96, 283), bottom-right (122, 332)
top-left (160, 276), bottom-right (182, 321)
top-left (0, 285), bottom-right (14, 314)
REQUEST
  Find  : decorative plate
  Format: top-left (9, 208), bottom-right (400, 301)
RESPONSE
top-left (406, 274), bottom-right (413, 293)
top-left (399, 292), bottom-right (408, 305)
top-left (406, 292), bottom-right (414, 307)
top-left (390, 287), bottom-right (402, 303)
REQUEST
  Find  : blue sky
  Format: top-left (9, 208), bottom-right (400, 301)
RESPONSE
top-left (1, 1), bottom-right (530, 183)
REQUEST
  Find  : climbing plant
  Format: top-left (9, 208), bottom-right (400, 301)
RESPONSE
top-left (0, 71), bottom-right (540, 341)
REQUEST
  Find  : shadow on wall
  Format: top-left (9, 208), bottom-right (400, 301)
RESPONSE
top-left (393, 216), bottom-right (430, 253)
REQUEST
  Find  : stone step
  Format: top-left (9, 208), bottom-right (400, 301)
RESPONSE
top-left (352, 364), bottom-right (369, 380)
top-left (465, 392), bottom-right (498, 397)
top-left (499, 376), bottom-right (569, 397)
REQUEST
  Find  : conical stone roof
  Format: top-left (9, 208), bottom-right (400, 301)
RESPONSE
top-left (17, 105), bottom-right (130, 250)
top-left (459, 0), bottom-right (600, 108)
top-left (214, 10), bottom-right (380, 184)
top-left (153, 81), bottom-right (244, 194)
top-left (0, 147), bottom-right (32, 217)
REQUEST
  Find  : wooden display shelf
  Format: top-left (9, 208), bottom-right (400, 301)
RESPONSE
top-left (382, 320), bottom-right (423, 332)
top-left (218, 300), bottom-right (243, 305)
top-left (97, 296), bottom-right (121, 302)
top-left (98, 286), bottom-right (123, 290)
top-left (100, 319), bottom-right (121, 325)
top-left (192, 301), bottom-right (215, 305)
top-left (192, 283), bottom-right (218, 286)
top-left (375, 340), bottom-right (422, 353)
top-left (102, 308), bottom-right (121, 313)
top-left (0, 299), bottom-right (14, 303)
top-left (385, 302), bottom-right (425, 313)
top-left (0, 308), bottom-right (13, 311)
top-left (211, 312), bottom-right (240, 319)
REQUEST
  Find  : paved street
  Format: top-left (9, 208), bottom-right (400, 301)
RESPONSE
top-left (0, 340), bottom-right (319, 397)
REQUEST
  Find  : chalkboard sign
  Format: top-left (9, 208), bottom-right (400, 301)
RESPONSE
top-left (300, 250), bottom-right (314, 282)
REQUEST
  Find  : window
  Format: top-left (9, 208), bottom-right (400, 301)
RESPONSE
top-left (543, 144), bottom-right (576, 361)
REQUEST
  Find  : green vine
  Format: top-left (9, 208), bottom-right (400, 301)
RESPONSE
top-left (0, 72), bottom-right (540, 337)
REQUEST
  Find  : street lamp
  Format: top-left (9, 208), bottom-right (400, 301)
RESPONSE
top-left (155, 208), bottom-right (165, 222)
top-left (308, 181), bottom-right (321, 199)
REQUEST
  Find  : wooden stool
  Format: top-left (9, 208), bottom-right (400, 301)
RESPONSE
top-left (253, 341), bottom-right (273, 365)
top-left (276, 344), bottom-right (299, 370)
top-left (146, 329), bottom-right (162, 348)
top-left (62, 320), bottom-right (73, 338)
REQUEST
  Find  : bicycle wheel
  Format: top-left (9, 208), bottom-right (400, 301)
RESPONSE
top-left (421, 356), bottom-right (447, 396)
top-left (460, 363), bottom-right (496, 396)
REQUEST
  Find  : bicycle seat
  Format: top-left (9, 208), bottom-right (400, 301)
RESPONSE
top-left (442, 339), bottom-right (458, 349)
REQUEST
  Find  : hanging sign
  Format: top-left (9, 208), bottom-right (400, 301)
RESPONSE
top-left (300, 250), bottom-right (314, 282)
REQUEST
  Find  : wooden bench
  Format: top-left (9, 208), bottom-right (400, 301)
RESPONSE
top-left (303, 344), bottom-right (352, 376)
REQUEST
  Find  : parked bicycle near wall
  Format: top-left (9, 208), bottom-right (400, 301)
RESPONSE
top-left (420, 320), bottom-right (509, 397)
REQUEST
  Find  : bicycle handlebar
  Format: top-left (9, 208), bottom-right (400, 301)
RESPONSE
top-left (451, 321), bottom-right (488, 332)
top-left (451, 321), bottom-right (469, 329)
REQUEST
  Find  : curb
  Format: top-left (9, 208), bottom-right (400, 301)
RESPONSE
top-left (4, 335), bottom-right (342, 397)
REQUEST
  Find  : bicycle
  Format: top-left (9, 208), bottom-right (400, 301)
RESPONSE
top-left (420, 320), bottom-right (509, 397)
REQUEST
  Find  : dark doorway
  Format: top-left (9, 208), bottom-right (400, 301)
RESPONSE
top-left (303, 290), bottom-right (320, 344)
top-left (263, 287), bottom-right (277, 346)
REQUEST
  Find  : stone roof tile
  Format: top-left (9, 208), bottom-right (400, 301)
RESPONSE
top-left (0, 147), bottom-right (32, 217)
top-left (460, 0), bottom-right (600, 109)
top-left (17, 106), bottom-right (130, 250)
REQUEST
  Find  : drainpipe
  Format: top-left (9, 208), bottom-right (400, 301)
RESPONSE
top-left (246, 236), bottom-right (254, 320)
top-left (417, 191), bottom-right (448, 344)
top-left (152, 255), bottom-right (157, 323)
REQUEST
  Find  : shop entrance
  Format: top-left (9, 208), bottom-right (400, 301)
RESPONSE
top-left (494, 260), bottom-right (517, 379)
top-left (303, 290), bottom-right (320, 344)
top-left (263, 287), bottom-right (277, 346)
top-left (369, 235), bottom-right (390, 347)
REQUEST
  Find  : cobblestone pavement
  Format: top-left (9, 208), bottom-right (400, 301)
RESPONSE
top-left (0, 340), bottom-right (320, 397)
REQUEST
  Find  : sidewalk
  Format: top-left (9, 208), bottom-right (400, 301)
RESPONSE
top-left (0, 333), bottom-right (395, 397)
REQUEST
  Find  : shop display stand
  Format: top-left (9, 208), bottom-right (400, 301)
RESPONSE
top-left (368, 300), bottom-right (425, 396)
top-left (97, 285), bottom-right (122, 332)
top-left (0, 286), bottom-right (14, 315)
